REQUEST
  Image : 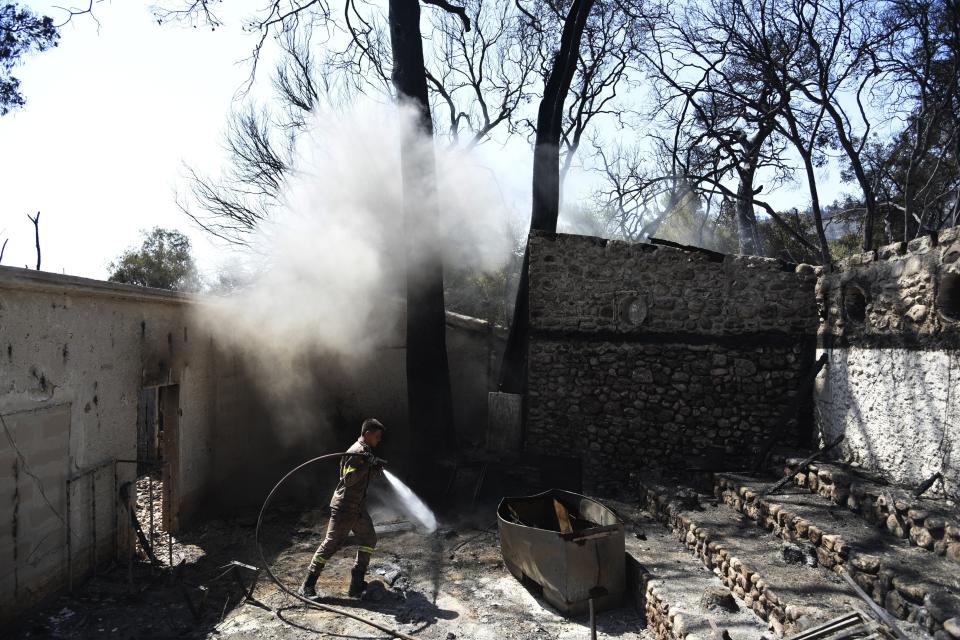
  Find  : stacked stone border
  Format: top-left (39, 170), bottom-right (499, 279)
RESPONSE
top-left (782, 461), bottom-right (960, 564)
top-left (713, 474), bottom-right (960, 637)
top-left (627, 534), bottom-right (753, 640)
top-left (638, 568), bottom-right (688, 640)
top-left (621, 507), bottom-right (767, 640)
top-left (638, 480), bottom-right (799, 637)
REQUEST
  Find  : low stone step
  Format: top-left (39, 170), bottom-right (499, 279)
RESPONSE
top-left (637, 479), bottom-right (856, 636)
top-left (715, 472), bottom-right (960, 638)
top-left (609, 501), bottom-right (771, 640)
top-left (781, 459), bottom-right (960, 565)
top-left (636, 478), bottom-right (931, 639)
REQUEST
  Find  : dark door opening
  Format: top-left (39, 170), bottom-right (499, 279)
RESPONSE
top-left (134, 384), bottom-right (181, 563)
top-left (159, 385), bottom-right (180, 533)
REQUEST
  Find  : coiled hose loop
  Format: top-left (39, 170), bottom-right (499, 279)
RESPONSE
top-left (254, 452), bottom-right (417, 640)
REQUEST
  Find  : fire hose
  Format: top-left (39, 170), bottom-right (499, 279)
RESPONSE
top-left (254, 452), bottom-right (418, 640)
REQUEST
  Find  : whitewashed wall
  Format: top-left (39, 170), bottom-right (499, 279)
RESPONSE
top-left (814, 227), bottom-right (960, 500)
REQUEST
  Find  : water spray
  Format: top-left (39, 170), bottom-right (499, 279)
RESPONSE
top-left (383, 470), bottom-right (438, 533)
top-left (358, 454), bottom-right (437, 533)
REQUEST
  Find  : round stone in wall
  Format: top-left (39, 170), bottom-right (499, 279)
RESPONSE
top-left (620, 296), bottom-right (648, 327)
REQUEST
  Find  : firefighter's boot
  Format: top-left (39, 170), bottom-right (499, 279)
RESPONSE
top-left (298, 569), bottom-right (321, 599)
top-left (347, 565), bottom-right (367, 598)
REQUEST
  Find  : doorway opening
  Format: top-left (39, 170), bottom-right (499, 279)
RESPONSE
top-left (135, 384), bottom-right (180, 565)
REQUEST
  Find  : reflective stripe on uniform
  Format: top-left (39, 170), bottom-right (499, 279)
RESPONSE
top-left (311, 554), bottom-right (327, 565)
top-left (358, 545), bottom-right (375, 554)
top-left (342, 466), bottom-right (358, 477)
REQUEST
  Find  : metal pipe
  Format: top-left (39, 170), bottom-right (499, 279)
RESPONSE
top-left (91, 473), bottom-right (97, 576)
top-left (113, 463), bottom-right (119, 565)
top-left (589, 598), bottom-right (597, 640)
top-left (148, 475), bottom-right (154, 551)
top-left (166, 462), bottom-right (172, 568)
top-left (127, 493), bottom-right (133, 587)
top-left (67, 458), bottom-right (114, 482)
top-left (66, 478), bottom-right (72, 591)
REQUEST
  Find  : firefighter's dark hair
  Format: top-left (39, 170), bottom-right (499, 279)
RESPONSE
top-left (360, 418), bottom-right (385, 435)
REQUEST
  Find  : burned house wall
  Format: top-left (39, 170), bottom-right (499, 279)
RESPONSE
top-left (446, 312), bottom-right (505, 449)
top-left (0, 266), bottom-right (504, 620)
top-left (526, 232), bottom-right (819, 491)
top-left (203, 342), bottom-right (408, 513)
top-left (0, 267), bottom-right (218, 621)
top-left (814, 227), bottom-right (960, 500)
top-left (203, 310), bottom-right (504, 513)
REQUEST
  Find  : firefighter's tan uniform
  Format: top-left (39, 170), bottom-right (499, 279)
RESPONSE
top-left (308, 438), bottom-right (378, 578)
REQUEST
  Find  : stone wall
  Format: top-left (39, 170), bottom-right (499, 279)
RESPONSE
top-left (526, 232), bottom-right (819, 491)
top-left (814, 226), bottom-right (960, 500)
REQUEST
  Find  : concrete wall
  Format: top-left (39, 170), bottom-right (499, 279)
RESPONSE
top-left (814, 227), bottom-right (960, 500)
top-left (0, 266), bottom-right (503, 621)
top-left (525, 232), bottom-right (819, 492)
top-left (0, 267), bottom-right (218, 620)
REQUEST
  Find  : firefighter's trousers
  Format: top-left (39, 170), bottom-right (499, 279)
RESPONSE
top-left (308, 509), bottom-right (377, 575)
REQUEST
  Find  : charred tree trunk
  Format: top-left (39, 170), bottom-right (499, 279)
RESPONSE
top-left (781, 107), bottom-right (832, 269)
top-left (735, 165), bottom-right (761, 256)
top-left (798, 148), bottom-right (832, 268)
top-left (821, 107), bottom-right (877, 250)
top-left (499, 0), bottom-right (596, 394)
top-left (734, 127), bottom-right (772, 256)
top-left (530, 0), bottom-right (596, 230)
top-left (389, 0), bottom-right (455, 454)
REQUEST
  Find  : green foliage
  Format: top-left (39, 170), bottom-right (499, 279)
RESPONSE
top-left (757, 213), bottom-right (821, 264)
top-left (828, 232), bottom-right (865, 261)
top-left (444, 265), bottom-right (517, 327)
top-left (108, 228), bottom-right (200, 291)
top-left (1, 3), bottom-right (59, 116)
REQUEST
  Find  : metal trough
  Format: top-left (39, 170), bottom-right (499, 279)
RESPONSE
top-left (497, 489), bottom-right (625, 615)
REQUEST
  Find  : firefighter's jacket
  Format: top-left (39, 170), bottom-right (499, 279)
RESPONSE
top-left (330, 438), bottom-right (377, 514)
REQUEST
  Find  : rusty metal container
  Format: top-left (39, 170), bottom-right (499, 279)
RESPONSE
top-left (497, 489), bottom-right (625, 615)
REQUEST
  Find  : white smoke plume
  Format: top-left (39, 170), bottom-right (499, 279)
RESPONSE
top-left (193, 99), bottom-right (517, 436)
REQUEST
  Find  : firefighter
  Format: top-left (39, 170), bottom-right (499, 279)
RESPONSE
top-left (299, 418), bottom-right (385, 599)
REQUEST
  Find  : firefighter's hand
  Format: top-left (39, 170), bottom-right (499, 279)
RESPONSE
top-left (364, 452), bottom-right (388, 466)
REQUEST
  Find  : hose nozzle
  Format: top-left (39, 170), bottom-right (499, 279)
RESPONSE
top-left (365, 453), bottom-right (388, 467)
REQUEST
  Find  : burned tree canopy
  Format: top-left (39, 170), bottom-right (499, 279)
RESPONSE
top-left (500, 0), bottom-right (648, 394)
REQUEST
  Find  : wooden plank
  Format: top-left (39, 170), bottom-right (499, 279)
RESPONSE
top-left (553, 499), bottom-right (573, 534)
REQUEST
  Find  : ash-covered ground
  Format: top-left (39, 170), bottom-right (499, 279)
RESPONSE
top-left (7, 498), bottom-right (647, 640)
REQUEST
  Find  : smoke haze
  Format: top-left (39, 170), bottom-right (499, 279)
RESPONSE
top-left (192, 99), bottom-right (517, 438)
